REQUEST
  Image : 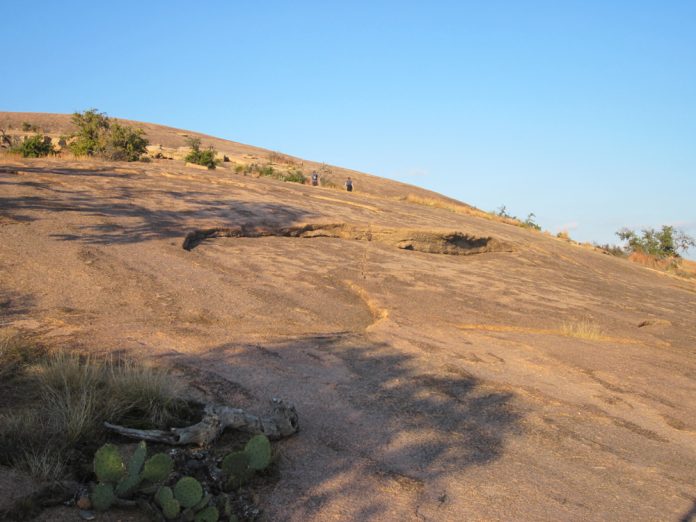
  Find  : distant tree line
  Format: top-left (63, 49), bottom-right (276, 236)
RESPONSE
top-left (615, 226), bottom-right (695, 259)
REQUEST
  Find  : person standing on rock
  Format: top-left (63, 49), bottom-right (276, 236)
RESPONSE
top-left (311, 171), bottom-right (319, 186)
top-left (345, 177), bottom-right (353, 192)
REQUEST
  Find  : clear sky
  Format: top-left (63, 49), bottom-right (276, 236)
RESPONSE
top-left (3, 1), bottom-right (695, 255)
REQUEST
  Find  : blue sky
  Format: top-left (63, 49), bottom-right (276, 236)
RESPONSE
top-left (3, 1), bottom-right (695, 255)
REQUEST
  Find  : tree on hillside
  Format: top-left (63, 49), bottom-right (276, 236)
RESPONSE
top-left (184, 136), bottom-right (218, 169)
top-left (69, 109), bottom-right (148, 161)
top-left (105, 123), bottom-right (149, 161)
top-left (616, 226), bottom-right (695, 259)
top-left (70, 109), bottom-right (110, 157)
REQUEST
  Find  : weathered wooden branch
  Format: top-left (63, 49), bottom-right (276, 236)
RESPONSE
top-left (104, 398), bottom-right (298, 446)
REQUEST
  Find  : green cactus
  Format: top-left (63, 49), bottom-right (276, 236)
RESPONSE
top-left (115, 473), bottom-right (141, 497)
top-left (173, 476), bottom-right (203, 508)
top-left (142, 452), bottom-right (173, 483)
top-left (128, 440), bottom-right (147, 477)
top-left (193, 493), bottom-right (212, 512)
top-left (161, 498), bottom-right (181, 520)
top-left (244, 434), bottom-right (272, 470)
top-left (221, 451), bottom-right (254, 490)
top-left (156, 486), bottom-right (174, 506)
top-left (91, 482), bottom-right (116, 512)
top-left (194, 505), bottom-right (219, 522)
top-left (94, 443), bottom-right (126, 483)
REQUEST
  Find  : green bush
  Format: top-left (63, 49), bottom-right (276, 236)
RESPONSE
top-left (69, 109), bottom-right (149, 161)
top-left (105, 123), bottom-right (148, 161)
top-left (12, 134), bottom-right (56, 158)
top-left (616, 226), bottom-right (695, 259)
top-left (184, 137), bottom-right (218, 169)
top-left (69, 109), bottom-right (110, 157)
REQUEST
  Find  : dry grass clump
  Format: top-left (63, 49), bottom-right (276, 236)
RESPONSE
top-left (401, 194), bottom-right (524, 226)
top-left (561, 320), bottom-right (602, 340)
top-left (0, 330), bottom-right (47, 380)
top-left (0, 331), bottom-right (192, 481)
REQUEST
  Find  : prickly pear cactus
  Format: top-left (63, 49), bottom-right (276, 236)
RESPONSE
top-left (93, 443), bottom-right (126, 483)
top-left (127, 440), bottom-right (147, 477)
top-left (115, 474), bottom-right (139, 497)
top-left (221, 451), bottom-right (253, 490)
top-left (91, 482), bottom-right (116, 512)
top-left (156, 485), bottom-right (174, 505)
top-left (193, 493), bottom-right (212, 512)
top-left (161, 498), bottom-right (181, 520)
top-left (173, 476), bottom-right (203, 508)
top-left (194, 505), bottom-right (220, 522)
top-left (142, 452), bottom-right (173, 483)
top-left (244, 434), bottom-right (272, 470)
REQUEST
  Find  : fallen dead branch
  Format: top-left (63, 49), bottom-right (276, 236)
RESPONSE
top-left (104, 398), bottom-right (299, 446)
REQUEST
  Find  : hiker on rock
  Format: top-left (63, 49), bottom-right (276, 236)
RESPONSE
top-left (311, 171), bottom-right (319, 186)
top-left (345, 177), bottom-right (353, 192)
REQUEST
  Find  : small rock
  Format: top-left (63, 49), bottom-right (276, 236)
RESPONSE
top-left (79, 509), bottom-right (96, 520)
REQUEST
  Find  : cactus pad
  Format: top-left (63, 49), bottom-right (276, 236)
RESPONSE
top-left (94, 444), bottom-right (125, 483)
top-left (221, 451), bottom-right (254, 489)
top-left (115, 473), bottom-right (141, 497)
top-left (127, 440), bottom-right (147, 477)
top-left (194, 505), bottom-right (220, 522)
top-left (90, 482), bottom-right (116, 512)
top-left (244, 434), bottom-right (272, 470)
top-left (161, 498), bottom-right (181, 520)
top-left (173, 476), bottom-right (203, 508)
top-left (142, 452), bottom-right (173, 483)
top-left (156, 486), bottom-right (174, 506)
top-left (193, 493), bottom-right (213, 512)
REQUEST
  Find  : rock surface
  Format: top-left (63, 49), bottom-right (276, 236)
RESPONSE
top-left (1, 115), bottom-right (696, 521)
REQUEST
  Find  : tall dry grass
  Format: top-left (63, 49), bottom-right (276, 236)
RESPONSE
top-left (401, 194), bottom-right (524, 226)
top-left (0, 332), bottom-right (189, 480)
top-left (560, 320), bottom-right (602, 340)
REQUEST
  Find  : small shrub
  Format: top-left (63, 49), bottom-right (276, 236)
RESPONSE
top-left (557, 231), bottom-right (570, 240)
top-left (522, 213), bottom-right (541, 231)
top-left (282, 168), bottom-right (307, 183)
top-left (594, 243), bottom-right (625, 256)
top-left (11, 134), bottom-right (56, 157)
top-left (185, 137), bottom-right (218, 169)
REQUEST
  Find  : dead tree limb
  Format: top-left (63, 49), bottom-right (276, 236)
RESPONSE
top-left (104, 398), bottom-right (298, 446)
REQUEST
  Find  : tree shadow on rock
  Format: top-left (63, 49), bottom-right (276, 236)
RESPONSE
top-left (173, 333), bottom-right (523, 519)
top-left (0, 173), bottom-right (314, 245)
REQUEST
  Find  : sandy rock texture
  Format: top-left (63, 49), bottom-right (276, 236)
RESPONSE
top-left (1, 116), bottom-right (696, 521)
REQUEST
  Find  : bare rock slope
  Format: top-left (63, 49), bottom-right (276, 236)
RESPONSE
top-left (1, 113), bottom-right (696, 521)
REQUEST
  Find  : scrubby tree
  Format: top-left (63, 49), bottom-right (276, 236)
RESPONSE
top-left (69, 109), bottom-right (148, 161)
top-left (69, 109), bottom-right (110, 156)
top-left (104, 123), bottom-right (148, 161)
top-left (184, 136), bottom-right (218, 169)
top-left (616, 226), bottom-right (695, 259)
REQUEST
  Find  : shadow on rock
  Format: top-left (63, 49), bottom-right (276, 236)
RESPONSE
top-left (172, 334), bottom-right (523, 519)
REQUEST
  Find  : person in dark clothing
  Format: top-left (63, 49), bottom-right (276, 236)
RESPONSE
top-left (311, 171), bottom-right (319, 186)
top-left (345, 177), bottom-right (353, 192)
